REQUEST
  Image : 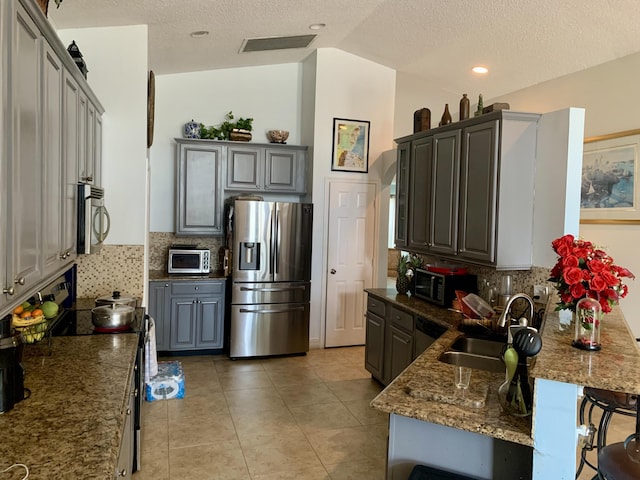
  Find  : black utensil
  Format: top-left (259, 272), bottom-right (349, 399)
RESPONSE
top-left (512, 329), bottom-right (543, 412)
top-left (513, 328), bottom-right (543, 357)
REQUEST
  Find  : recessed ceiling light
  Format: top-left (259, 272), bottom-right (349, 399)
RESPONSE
top-left (190, 31), bottom-right (209, 38)
top-left (472, 65), bottom-right (489, 74)
top-left (309, 23), bottom-right (326, 30)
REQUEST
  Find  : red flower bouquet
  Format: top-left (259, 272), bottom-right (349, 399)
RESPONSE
top-left (548, 234), bottom-right (634, 313)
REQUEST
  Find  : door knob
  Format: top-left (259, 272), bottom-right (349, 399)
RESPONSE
top-left (330, 269), bottom-right (336, 274)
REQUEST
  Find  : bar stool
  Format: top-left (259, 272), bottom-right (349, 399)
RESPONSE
top-left (576, 387), bottom-right (638, 478)
top-left (597, 401), bottom-right (640, 479)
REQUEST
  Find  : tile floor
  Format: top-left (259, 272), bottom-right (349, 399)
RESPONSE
top-left (134, 347), bottom-right (388, 480)
top-left (133, 345), bottom-right (639, 480)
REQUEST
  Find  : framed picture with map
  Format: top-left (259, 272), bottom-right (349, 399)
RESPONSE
top-left (580, 129), bottom-right (640, 224)
top-left (331, 118), bottom-right (370, 173)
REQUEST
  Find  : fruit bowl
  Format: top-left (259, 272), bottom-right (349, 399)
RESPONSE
top-left (266, 130), bottom-right (289, 144)
top-left (12, 314), bottom-right (47, 343)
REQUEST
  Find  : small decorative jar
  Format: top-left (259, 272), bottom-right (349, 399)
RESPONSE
top-left (183, 120), bottom-right (200, 139)
top-left (573, 297), bottom-right (602, 351)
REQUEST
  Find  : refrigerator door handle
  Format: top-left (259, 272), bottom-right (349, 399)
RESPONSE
top-left (240, 286), bottom-right (306, 292)
top-left (239, 306), bottom-right (306, 314)
top-left (274, 209), bottom-right (280, 274)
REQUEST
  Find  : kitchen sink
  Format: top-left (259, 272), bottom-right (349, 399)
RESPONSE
top-left (438, 336), bottom-right (506, 373)
top-left (449, 337), bottom-right (505, 358)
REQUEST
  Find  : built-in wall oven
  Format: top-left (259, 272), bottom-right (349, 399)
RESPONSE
top-left (77, 184), bottom-right (110, 254)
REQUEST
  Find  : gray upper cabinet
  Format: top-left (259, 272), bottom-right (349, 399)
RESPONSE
top-left (9, 3), bottom-right (42, 297)
top-left (175, 140), bottom-right (224, 236)
top-left (407, 136), bottom-right (433, 253)
top-left (1, 0), bottom-right (104, 313)
top-left (458, 112), bottom-right (539, 269)
top-left (62, 70), bottom-right (80, 259)
top-left (42, 41), bottom-right (66, 277)
top-left (225, 143), bottom-right (307, 194)
top-left (393, 142), bottom-right (410, 249)
top-left (429, 130), bottom-right (461, 257)
top-left (395, 110), bottom-right (540, 269)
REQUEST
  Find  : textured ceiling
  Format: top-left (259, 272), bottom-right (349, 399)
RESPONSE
top-left (49, 0), bottom-right (640, 99)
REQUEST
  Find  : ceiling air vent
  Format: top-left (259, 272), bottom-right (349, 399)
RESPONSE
top-left (240, 34), bottom-right (316, 53)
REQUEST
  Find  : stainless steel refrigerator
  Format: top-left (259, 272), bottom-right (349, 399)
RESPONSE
top-left (229, 199), bottom-right (313, 358)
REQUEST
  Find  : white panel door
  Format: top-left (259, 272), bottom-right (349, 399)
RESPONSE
top-left (325, 181), bottom-right (377, 347)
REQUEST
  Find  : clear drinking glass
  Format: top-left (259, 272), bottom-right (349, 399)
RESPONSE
top-left (455, 366), bottom-right (471, 389)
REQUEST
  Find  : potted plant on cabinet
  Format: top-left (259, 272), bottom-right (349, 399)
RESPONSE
top-left (200, 111), bottom-right (254, 141)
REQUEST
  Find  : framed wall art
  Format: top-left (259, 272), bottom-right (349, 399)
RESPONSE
top-left (331, 118), bottom-right (370, 173)
top-left (580, 128), bottom-right (640, 224)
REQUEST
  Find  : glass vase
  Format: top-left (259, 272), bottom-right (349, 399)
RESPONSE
top-left (572, 297), bottom-right (602, 351)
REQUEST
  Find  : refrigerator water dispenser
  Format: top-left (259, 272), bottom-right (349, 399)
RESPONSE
top-left (239, 242), bottom-right (260, 270)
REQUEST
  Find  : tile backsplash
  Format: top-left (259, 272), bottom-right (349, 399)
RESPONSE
top-left (75, 245), bottom-right (144, 298)
top-left (148, 232), bottom-right (223, 271)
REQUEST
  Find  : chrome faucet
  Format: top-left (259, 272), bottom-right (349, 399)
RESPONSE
top-left (497, 293), bottom-right (535, 342)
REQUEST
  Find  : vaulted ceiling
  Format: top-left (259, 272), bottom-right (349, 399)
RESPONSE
top-left (50, 0), bottom-right (640, 100)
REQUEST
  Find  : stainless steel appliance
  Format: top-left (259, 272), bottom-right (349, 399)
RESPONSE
top-left (167, 246), bottom-right (211, 274)
top-left (77, 184), bottom-right (110, 254)
top-left (0, 316), bottom-right (25, 413)
top-left (414, 268), bottom-right (477, 307)
top-left (229, 199), bottom-right (313, 359)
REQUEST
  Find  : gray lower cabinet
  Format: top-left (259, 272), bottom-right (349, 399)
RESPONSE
top-left (175, 141), bottom-right (224, 236)
top-left (148, 279), bottom-right (225, 352)
top-left (365, 294), bottom-right (420, 386)
top-left (148, 281), bottom-right (170, 351)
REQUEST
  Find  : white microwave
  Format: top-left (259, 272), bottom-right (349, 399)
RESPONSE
top-left (77, 184), bottom-right (110, 254)
top-left (168, 249), bottom-right (211, 274)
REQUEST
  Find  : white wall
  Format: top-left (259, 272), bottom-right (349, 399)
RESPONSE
top-left (56, 25), bottom-right (148, 245)
top-left (496, 52), bottom-right (640, 336)
top-left (149, 63), bottom-right (303, 232)
top-left (308, 48), bottom-right (396, 347)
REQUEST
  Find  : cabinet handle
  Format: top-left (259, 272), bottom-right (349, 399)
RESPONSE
top-left (3, 287), bottom-right (14, 295)
top-left (15, 277), bottom-right (25, 285)
top-left (117, 469), bottom-right (127, 477)
top-left (330, 269), bottom-right (336, 274)
top-left (165, 283), bottom-right (169, 287)
top-left (195, 286), bottom-right (199, 291)
top-left (126, 408), bottom-right (131, 415)
top-left (133, 388), bottom-right (138, 398)
top-left (85, 176), bottom-right (93, 182)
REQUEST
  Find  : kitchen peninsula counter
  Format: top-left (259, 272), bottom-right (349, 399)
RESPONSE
top-left (0, 334), bottom-right (138, 479)
top-left (368, 288), bottom-right (640, 478)
top-left (366, 288), bottom-right (533, 447)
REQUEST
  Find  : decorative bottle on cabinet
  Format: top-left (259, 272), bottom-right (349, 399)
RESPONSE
top-left (459, 94), bottom-right (470, 120)
top-left (440, 104), bottom-right (452, 126)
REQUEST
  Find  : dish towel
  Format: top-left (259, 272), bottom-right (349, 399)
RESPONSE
top-left (145, 317), bottom-right (158, 384)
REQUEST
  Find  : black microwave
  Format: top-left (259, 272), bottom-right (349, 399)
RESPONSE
top-left (414, 268), bottom-right (477, 307)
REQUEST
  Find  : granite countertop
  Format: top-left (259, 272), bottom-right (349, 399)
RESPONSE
top-left (367, 289), bottom-right (640, 447)
top-left (530, 295), bottom-right (640, 394)
top-left (366, 288), bottom-right (533, 447)
top-left (0, 334), bottom-right (138, 479)
top-left (149, 269), bottom-right (227, 281)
